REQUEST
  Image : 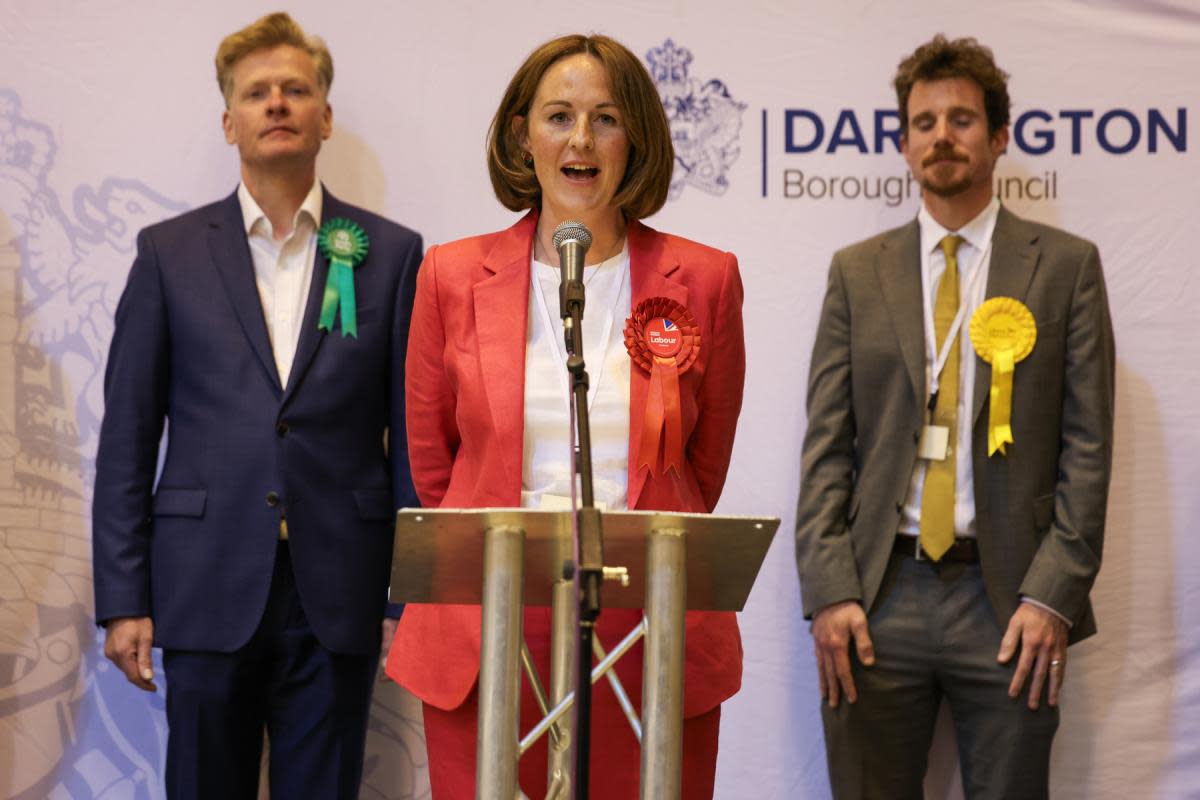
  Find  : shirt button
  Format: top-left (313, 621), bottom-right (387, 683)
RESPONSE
top-left (266, 491), bottom-right (280, 507)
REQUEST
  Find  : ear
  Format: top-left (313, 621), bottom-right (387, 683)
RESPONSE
top-left (512, 115), bottom-right (529, 151)
top-left (222, 109), bottom-right (236, 146)
top-left (899, 131), bottom-right (909, 158)
top-left (991, 124), bottom-right (1010, 157)
top-left (322, 102), bottom-right (333, 141)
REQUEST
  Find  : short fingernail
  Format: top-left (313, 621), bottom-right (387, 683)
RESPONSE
top-left (141, 669), bottom-right (153, 680)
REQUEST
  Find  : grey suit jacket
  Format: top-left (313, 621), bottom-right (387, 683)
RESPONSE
top-left (795, 206), bottom-right (1114, 644)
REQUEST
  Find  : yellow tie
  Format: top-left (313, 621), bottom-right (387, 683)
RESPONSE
top-left (919, 234), bottom-right (963, 561)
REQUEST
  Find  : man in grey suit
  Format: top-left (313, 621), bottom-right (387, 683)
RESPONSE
top-left (795, 35), bottom-right (1114, 799)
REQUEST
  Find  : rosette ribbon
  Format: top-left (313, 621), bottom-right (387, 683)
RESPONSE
top-left (969, 297), bottom-right (1037, 456)
top-left (624, 297), bottom-right (700, 476)
top-left (317, 218), bottom-right (369, 338)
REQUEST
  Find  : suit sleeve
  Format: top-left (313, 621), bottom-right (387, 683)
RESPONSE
top-left (686, 252), bottom-right (746, 512)
top-left (794, 253), bottom-right (864, 618)
top-left (404, 245), bottom-right (460, 508)
top-left (1018, 244), bottom-right (1114, 623)
top-left (92, 228), bottom-right (170, 625)
top-left (389, 230), bottom-right (424, 512)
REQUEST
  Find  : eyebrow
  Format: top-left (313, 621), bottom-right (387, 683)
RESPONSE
top-left (541, 99), bottom-right (619, 110)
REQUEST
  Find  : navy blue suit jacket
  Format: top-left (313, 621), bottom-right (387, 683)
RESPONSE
top-left (93, 188), bottom-right (422, 655)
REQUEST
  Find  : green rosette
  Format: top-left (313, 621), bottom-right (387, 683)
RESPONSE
top-left (317, 218), bottom-right (369, 337)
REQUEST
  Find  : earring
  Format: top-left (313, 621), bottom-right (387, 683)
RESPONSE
top-left (522, 151), bottom-right (534, 168)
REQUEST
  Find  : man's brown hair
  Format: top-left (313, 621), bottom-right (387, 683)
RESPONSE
top-left (487, 34), bottom-right (674, 221)
top-left (215, 12), bottom-right (333, 107)
top-left (894, 35), bottom-right (1010, 134)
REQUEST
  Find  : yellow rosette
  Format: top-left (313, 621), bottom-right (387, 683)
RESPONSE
top-left (970, 297), bottom-right (1036, 456)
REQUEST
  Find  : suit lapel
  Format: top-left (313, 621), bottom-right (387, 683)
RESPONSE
top-left (972, 206), bottom-right (1041, 424)
top-left (875, 220), bottom-right (925, 411)
top-left (207, 192), bottom-right (282, 393)
top-left (475, 212), bottom-right (537, 488)
top-left (626, 220), bottom-right (688, 509)
top-left (283, 187), bottom-right (336, 404)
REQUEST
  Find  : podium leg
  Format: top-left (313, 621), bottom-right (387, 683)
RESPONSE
top-left (640, 528), bottom-right (686, 800)
top-left (477, 525), bottom-right (525, 800)
top-left (547, 579), bottom-right (576, 796)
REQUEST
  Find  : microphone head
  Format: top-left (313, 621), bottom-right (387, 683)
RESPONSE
top-left (552, 220), bottom-right (593, 251)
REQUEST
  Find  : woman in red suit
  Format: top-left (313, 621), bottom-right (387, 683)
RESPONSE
top-left (386, 33), bottom-right (745, 798)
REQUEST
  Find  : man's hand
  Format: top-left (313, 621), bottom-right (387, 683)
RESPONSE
top-left (997, 603), bottom-right (1068, 710)
top-left (378, 617), bottom-right (398, 682)
top-left (811, 600), bottom-right (875, 708)
top-left (104, 616), bottom-right (157, 692)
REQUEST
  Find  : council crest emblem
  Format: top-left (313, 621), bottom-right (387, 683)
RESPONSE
top-left (646, 39), bottom-right (747, 200)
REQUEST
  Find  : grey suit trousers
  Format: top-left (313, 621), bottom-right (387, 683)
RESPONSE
top-left (821, 553), bottom-right (1059, 800)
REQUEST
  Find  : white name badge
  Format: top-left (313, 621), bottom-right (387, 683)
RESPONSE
top-left (917, 425), bottom-right (950, 461)
top-left (538, 494), bottom-right (609, 512)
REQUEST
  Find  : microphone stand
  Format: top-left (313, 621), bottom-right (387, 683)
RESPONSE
top-left (561, 268), bottom-right (603, 800)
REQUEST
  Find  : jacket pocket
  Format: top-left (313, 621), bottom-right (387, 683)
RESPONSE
top-left (152, 488), bottom-right (207, 517)
top-left (354, 489), bottom-right (395, 522)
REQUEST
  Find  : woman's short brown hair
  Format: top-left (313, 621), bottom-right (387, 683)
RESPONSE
top-left (893, 34), bottom-right (1010, 135)
top-left (215, 12), bottom-right (333, 107)
top-left (487, 34), bottom-right (674, 220)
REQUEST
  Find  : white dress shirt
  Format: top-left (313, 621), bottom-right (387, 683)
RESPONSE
top-left (237, 180), bottom-right (322, 388)
top-left (521, 246), bottom-right (632, 511)
top-left (899, 197), bottom-right (1000, 539)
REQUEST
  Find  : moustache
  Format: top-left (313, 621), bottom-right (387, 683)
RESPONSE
top-left (923, 149), bottom-right (967, 167)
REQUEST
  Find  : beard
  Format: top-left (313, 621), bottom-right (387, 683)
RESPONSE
top-left (919, 156), bottom-right (972, 198)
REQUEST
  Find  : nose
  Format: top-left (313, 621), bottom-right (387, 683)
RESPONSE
top-left (266, 86), bottom-right (288, 115)
top-left (932, 115), bottom-right (952, 143)
top-left (568, 115), bottom-right (594, 151)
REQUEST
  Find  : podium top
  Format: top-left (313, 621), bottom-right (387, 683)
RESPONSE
top-left (388, 507), bottom-right (779, 612)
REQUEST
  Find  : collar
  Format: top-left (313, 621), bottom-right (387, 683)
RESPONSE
top-left (918, 196), bottom-right (1000, 256)
top-left (237, 179), bottom-right (323, 238)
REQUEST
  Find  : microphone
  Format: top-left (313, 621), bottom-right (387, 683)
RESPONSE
top-left (552, 220), bottom-right (592, 320)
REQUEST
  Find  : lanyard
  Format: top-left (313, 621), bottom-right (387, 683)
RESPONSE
top-left (530, 252), bottom-right (629, 417)
top-left (923, 237), bottom-right (992, 404)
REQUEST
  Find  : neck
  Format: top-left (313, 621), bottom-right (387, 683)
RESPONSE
top-left (922, 185), bottom-right (993, 232)
top-left (534, 208), bottom-right (627, 267)
top-left (242, 162), bottom-right (316, 240)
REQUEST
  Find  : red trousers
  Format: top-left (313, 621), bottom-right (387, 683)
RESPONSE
top-left (421, 607), bottom-right (721, 798)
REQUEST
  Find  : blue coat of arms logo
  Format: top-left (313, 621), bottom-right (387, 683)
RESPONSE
top-left (646, 39), bottom-right (747, 200)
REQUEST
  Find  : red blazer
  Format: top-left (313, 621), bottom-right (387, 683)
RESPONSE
top-left (387, 211), bottom-right (746, 717)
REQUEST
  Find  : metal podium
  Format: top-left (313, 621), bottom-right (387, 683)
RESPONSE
top-left (388, 507), bottom-right (779, 800)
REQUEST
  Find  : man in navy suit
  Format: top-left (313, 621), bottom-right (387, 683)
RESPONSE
top-left (92, 12), bottom-right (422, 798)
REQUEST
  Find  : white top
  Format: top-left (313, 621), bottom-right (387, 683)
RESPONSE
top-left (899, 196), bottom-right (1000, 538)
top-left (520, 245), bottom-right (632, 512)
top-left (237, 180), bottom-right (322, 388)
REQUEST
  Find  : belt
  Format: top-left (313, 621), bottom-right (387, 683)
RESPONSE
top-left (894, 534), bottom-right (979, 563)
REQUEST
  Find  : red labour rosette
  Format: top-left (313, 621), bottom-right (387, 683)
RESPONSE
top-left (624, 297), bottom-right (701, 476)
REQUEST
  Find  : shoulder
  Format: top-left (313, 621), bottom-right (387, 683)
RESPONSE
top-left (138, 197), bottom-right (230, 250)
top-left (326, 195), bottom-right (422, 251)
top-left (998, 207), bottom-right (1098, 260)
top-left (635, 222), bottom-right (735, 269)
top-left (830, 218), bottom-right (916, 267)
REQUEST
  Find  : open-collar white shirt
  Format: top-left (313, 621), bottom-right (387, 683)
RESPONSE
top-left (237, 179), bottom-right (322, 389)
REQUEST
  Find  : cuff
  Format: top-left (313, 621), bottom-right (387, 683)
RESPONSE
top-left (1020, 596), bottom-right (1073, 627)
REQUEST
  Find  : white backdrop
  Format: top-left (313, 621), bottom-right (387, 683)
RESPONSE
top-left (2, 1), bottom-right (1198, 798)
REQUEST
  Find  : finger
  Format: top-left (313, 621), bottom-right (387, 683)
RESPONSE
top-left (1027, 651), bottom-right (1049, 711)
top-left (1048, 656), bottom-right (1066, 707)
top-left (816, 651), bottom-right (829, 701)
top-left (834, 648), bottom-right (857, 705)
top-left (1009, 644), bottom-right (1035, 698)
top-left (822, 651), bottom-right (841, 708)
top-left (997, 617), bottom-right (1021, 664)
top-left (136, 633), bottom-right (154, 684)
top-left (851, 619), bottom-right (876, 667)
